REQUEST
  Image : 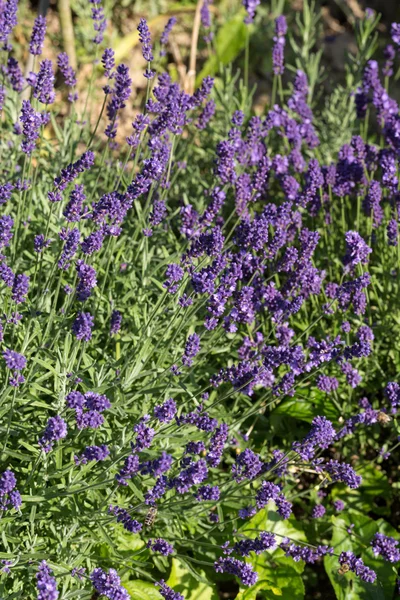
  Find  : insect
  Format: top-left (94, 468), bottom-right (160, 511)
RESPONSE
top-left (145, 506), bottom-right (158, 528)
top-left (337, 563), bottom-right (350, 575)
top-left (378, 411), bottom-right (391, 425)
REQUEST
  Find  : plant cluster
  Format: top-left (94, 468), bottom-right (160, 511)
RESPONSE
top-left (0, 0), bottom-right (400, 598)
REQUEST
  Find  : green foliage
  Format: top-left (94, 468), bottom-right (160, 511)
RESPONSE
top-left (324, 510), bottom-right (398, 599)
top-left (123, 580), bottom-right (163, 600)
top-left (1, 1), bottom-right (400, 599)
top-left (167, 558), bottom-right (219, 599)
top-left (196, 12), bottom-right (248, 85)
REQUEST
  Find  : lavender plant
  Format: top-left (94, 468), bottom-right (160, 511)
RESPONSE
top-left (0, 0), bottom-right (400, 598)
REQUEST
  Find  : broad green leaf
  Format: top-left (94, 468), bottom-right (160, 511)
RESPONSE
top-left (236, 579), bottom-right (283, 599)
top-left (240, 509), bottom-right (306, 544)
top-left (116, 534), bottom-right (145, 553)
top-left (167, 558), bottom-right (218, 599)
top-left (238, 510), bottom-right (306, 597)
top-left (272, 391), bottom-right (340, 423)
top-left (196, 12), bottom-right (248, 85)
top-left (324, 510), bottom-right (397, 600)
top-left (251, 556), bottom-right (305, 600)
top-left (123, 580), bottom-right (162, 600)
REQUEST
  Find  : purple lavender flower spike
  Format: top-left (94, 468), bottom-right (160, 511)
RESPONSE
top-left (387, 219), bottom-right (398, 246)
top-left (280, 539), bottom-right (333, 563)
top-left (147, 538), bottom-right (174, 555)
top-left (0, 0), bottom-right (18, 51)
top-left (182, 333), bottom-right (200, 366)
top-left (57, 52), bottom-right (77, 101)
top-left (138, 17), bottom-right (155, 77)
top-left (385, 381), bottom-right (400, 411)
top-left (333, 499), bottom-right (345, 512)
top-left (317, 375), bottom-right (339, 393)
top-left (53, 151), bottom-right (95, 192)
top-left (233, 532), bottom-right (276, 556)
top-left (338, 551), bottom-right (376, 583)
top-left (154, 398), bottom-right (177, 423)
top-left (108, 505), bottom-right (142, 533)
top-left (343, 231), bottom-right (372, 272)
top-left (214, 557), bottom-right (258, 586)
top-left (197, 100), bottom-right (216, 130)
top-left (64, 184), bottom-right (85, 222)
top-left (36, 561), bottom-right (59, 600)
top-left (371, 533), bottom-right (400, 563)
top-left (2, 349), bottom-right (26, 371)
top-left (75, 444), bottom-right (109, 465)
top-left (195, 484), bottom-right (220, 501)
top-left (232, 448), bottom-right (263, 482)
top-left (311, 504), bottom-right (326, 518)
top-left (156, 580), bottom-right (184, 600)
top-left (38, 415), bottom-right (67, 452)
top-left (6, 57), bottom-right (24, 91)
top-left (34, 234), bottom-right (51, 253)
top-left (11, 273), bottom-right (29, 304)
top-left (33, 59), bottom-right (55, 105)
top-left (110, 309), bottom-right (122, 335)
top-left (72, 311), bottom-right (94, 341)
top-left (116, 453), bottom-right (139, 485)
top-left (391, 23), bottom-right (400, 46)
top-left (88, 0), bottom-right (107, 44)
top-left (29, 15), bottom-right (46, 55)
top-left (323, 459), bottom-right (362, 489)
top-left (58, 228), bottom-right (80, 270)
top-left (207, 423), bottom-right (229, 467)
top-left (292, 416), bottom-right (336, 460)
top-left (138, 18), bottom-right (154, 61)
top-left (76, 260), bottom-right (97, 301)
top-left (20, 100), bottom-right (42, 155)
top-left (0, 469), bottom-right (21, 511)
top-left (90, 567), bottom-right (130, 600)
top-left (272, 16), bottom-right (287, 75)
top-left (0, 215), bottom-right (13, 249)
top-left (105, 64), bottom-right (132, 138)
top-left (383, 44), bottom-right (395, 78)
top-left (0, 183), bottom-right (13, 206)
top-left (160, 17), bottom-right (177, 55)
top-left (102, 48), bottom-right (115, 78)
top-left (242, 0), bottom-right (260, 24)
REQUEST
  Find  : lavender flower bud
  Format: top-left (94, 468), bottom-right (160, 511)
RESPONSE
top-left (88, 0), bottom-right (107, 45)
top-left (29, 15), bottom-right (46, 55)
top-left (38, 415), bottom-right (67, 452)
top-left (72, 311), bottom-right (94, 341)
top-left (90, 567), bottom-right (130, 599)
top-left (0, 0), bottom-right (18, 51)
top-left (160, 16), bottom-right (176, 54)
top-left (33, 59), bottom-right (55, 105)
top-left (36, 560), bottom-right (59, 600)
top-left (138, 18), bottom-right (154, 62)
top-left (242, 0), bottom-right (260, 24)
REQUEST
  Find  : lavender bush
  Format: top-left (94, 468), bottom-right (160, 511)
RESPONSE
top-left (0, 0), bottom-right (400, 598)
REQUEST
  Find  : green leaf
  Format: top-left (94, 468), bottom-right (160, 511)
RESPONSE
top-left (324, 510), bottom-right (397, 600)
top-left (235, 580), bottom-right (283, 599)
top-left (237, 510), bottom-right (305, 598)
top-left (272, 390), bottom-right (340, 423)
top-left (167, 558), bottom-right (218, 599)
top-left (240, 509), bottom-right (306, 544)
top-left (196, 12), bottom-right (248, 85)
top-left (250, 556), bottom-right (305, 600)
top-left (123, 580), bottom-right (162, 600)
